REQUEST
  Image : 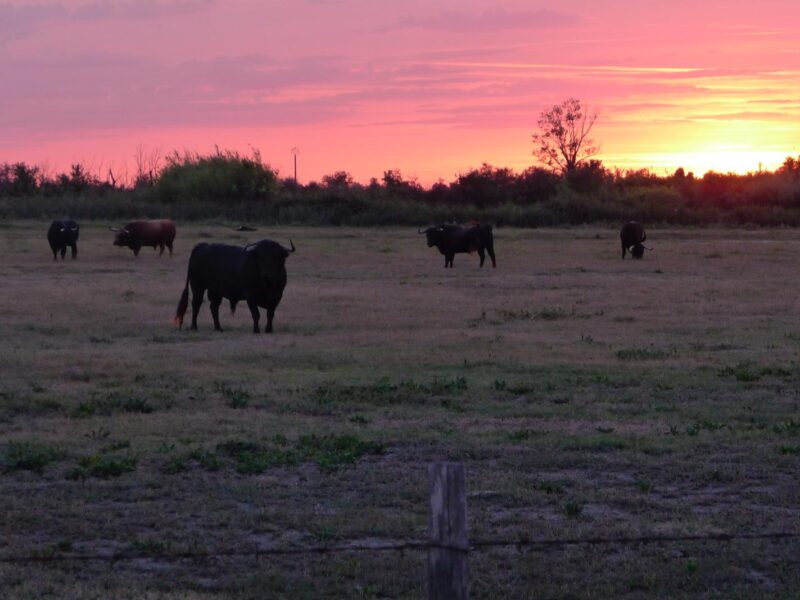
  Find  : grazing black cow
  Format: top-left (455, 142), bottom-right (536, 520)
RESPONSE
top-left (620, 221), bottom-right (650, 259)
top-left (174, 239), bottom-right (295, 333)
top-left (419, 223), bottom-right (496, 268)
top-left (47, 219), bottom-right (79, 260)
top-left (110, 219), bottom-right (176, 256)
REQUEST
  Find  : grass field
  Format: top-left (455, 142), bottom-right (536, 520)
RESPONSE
top-left (1, 221), bottom-right (799, 599)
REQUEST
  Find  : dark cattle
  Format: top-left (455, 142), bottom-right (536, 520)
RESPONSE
top-left (174, 239), bottom-right (295, 334)
top-left (47, 219), bottom-right (79, 260)
top-left (419, 223), bottom-right (496, 268)
top-left (110, 219), bottom-right (176, 256)
top-left (620, 221), bottom-right (650, 259)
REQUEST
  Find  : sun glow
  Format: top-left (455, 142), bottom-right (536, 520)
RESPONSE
top-left (605, 150), bottom-right (791, 176)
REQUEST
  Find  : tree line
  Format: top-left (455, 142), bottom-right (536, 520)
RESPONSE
top-left (2, 98), bottom-right (800, 226)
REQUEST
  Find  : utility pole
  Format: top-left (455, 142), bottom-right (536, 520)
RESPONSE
top-left (291, 147), bottom-right (299, 184)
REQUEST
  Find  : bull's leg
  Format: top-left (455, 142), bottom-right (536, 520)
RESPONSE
top-left (247, 300), bottom-right (261, 334)
top-left (60, 247), bottom-right (67, 259)
top-left (190, 285), bottom-right (204, 330)
top-left (446, 254), bottom-right (454, 268)
top-left (487, 241), bottom-right (496, 267)
top-left (167, 242), bottom-right (173, 256)
top-left (621, 243), bottom-right (626, 259)
top-left (478, 248), bottom-right (486, 267)
top-left (52, 248), bottom-right (57, 261)
top-left (70, 243), bottom-right (77, 260)
top-left (133, 245), bottom-right (141, 257)
top-left (208, 292), bottom-right (223, 331)
top-left (158, 243), bottom-right (165, 257)
top-left (265, 306), bottom-right (276, 333)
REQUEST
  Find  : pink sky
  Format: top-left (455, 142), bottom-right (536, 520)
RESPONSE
top-left (1, 0), bottom-right (799, 184)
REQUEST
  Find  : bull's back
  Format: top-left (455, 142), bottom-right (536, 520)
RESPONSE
top-left (620, 221), bottom-right (644, 244)
top-left (127, 219), bottom-right (176, 244)
top-left (188, 243), bottom-right (248, 296)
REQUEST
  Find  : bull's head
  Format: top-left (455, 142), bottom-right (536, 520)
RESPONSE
top-left (419, 226), bottom-right (444, 247)
top-left (245, 240), bottom-right (296, 283)
top-left (629, 243), bottom-right (652, 259)
top-left (109, 226), bottom-right (131, 247)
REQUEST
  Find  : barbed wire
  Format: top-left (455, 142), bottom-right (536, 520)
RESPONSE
top-left (1, 531), bottom-right (798, 565)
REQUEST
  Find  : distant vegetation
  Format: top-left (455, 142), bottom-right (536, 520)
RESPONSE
top-left (2, 149), bottom-right (800, 226)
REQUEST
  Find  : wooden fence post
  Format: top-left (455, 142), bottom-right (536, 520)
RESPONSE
top-left (428, 462), bottom-right (469, 600)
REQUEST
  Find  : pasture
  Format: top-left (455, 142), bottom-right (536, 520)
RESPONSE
top-left (1, 221), bottom-right (799, 598)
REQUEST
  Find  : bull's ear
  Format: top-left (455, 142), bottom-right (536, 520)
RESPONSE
top-left (60, 228), bottom-right (65, 232)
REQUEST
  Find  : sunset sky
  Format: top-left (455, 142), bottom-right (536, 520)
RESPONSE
top-left (1, 0), bottom-right (799, 184)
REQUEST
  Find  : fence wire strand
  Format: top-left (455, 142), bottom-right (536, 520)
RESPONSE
top-left (1, 531), bottom-right (798, 565)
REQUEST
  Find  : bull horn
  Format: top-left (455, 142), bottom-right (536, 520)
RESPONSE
top-left (643, 245), bottom-right (653, 251)
top-left (285, 239), bottom-right (296, 253)
top-left (71, 227), bottom-right (78, 231)
top-left (417, 228), bottom-right (427, 234)
top-left (60, 227), bottom-right (66, 232)
top-left (122, 228), bottom-right (130, 234)
top-left (109, 227), bottom-right (119, 232)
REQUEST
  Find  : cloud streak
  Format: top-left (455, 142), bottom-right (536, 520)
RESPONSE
top-left (0, 0), bottom-right (215, 42)
top-left (384, 8), bottom-right (580, 33)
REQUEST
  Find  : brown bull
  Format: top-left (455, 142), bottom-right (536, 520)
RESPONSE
top-left (110, 219), bottom-right (176, 257)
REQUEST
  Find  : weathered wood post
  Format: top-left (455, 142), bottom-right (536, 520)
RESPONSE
top-left (428, 462), bottom-right (469, 600)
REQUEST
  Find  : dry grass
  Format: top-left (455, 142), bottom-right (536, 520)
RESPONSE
top-left (1, 221), bottom-right (799, 598)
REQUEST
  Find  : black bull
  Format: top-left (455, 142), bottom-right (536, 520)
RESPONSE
top-left (620, 221), bottom-right (651, 259)
top-left (47, 219), bottom-right (79, 260)
top-left (174, 239), bottom-right (295, 333)
top-left (420, 223), bottom-right (496, 268)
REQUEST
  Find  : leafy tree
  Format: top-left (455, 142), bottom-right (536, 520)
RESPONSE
top-left (532, 98), bottom-right (599, 175)
top-left (0, 162), bottom-right (40, 196)
top-left (779, 156), bottom-right (800, 181)
top-left (453, 163), bottom-right (516, 207)
top-left (322, 171), bottom-right (354, 189)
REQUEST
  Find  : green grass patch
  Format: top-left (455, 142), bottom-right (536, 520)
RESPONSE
top-left (1, 441), bottom-right (66, 474)
top-left (616, 346), bottom-right (677, 361)
top-left (717, 361), bottom-right (793, 383)
top-left (311, 377), bottom-right (468, 409)
top-left (561, 433), bottom-right (636, 452)
top-left (69, 453), bottom-right (137, 479)
top-left (215, 381), bottom-right (251, 409)
top-left (498, 306), bottom-right (589, 322)
top-left (295, 434), bottom-right (383, 469)
top-left (211, 433), bottom-right (383, 475)
top-left (564, 500), bottom-right (584, 518)
top-left (536, 480), bottom-right (564, 494)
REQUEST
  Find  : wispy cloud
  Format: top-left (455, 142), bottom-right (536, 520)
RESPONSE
top-left (383, 8), bottom-right (579, 33)
top-left (0, 0), bottom-right (215, 42)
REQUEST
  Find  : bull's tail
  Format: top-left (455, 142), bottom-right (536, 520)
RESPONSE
top-left (173, 271), bottom-right (190, 328)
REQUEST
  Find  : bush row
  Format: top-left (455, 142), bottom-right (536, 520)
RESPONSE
top-left (2, 152), bottom-right (800, 227)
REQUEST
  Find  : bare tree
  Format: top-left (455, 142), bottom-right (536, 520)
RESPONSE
top-left (134, 145), bottom-right (163, 187)
top-left (531, 98), bottom-right (599, 175)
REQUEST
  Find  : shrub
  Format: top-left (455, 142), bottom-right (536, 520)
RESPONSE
top-left (157, 149), bottom-right (278, 204)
